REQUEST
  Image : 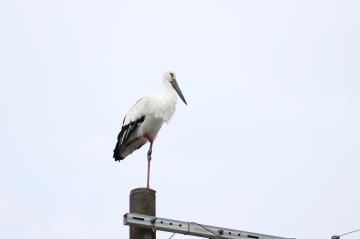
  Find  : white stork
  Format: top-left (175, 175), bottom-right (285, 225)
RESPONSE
top-left (113, 71), bottom-right (187, 189)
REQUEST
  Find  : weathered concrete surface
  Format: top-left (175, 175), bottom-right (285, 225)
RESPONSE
top-left (129, 188), bottom-right (156, 239)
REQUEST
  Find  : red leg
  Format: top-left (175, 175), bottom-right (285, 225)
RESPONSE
top-left (144, 133), bottom-right (154, 189)
top-left (147, 141), bottom-right (153, 189)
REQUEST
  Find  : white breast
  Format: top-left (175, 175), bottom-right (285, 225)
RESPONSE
top-left (152, 93), bottom-right (177, 122)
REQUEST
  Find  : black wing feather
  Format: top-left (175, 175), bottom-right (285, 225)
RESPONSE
top-left (113, 115), bottom-right (145, 161)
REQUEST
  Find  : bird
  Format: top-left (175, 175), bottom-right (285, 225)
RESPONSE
top-left (113, 71), bottom-right (187, 189)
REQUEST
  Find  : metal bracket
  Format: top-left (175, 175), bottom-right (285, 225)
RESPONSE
top-left (123, 213), bottom-right (294, 239)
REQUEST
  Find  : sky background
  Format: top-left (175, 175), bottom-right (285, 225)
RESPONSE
top-left (1, 1), bottom-right (359, 239)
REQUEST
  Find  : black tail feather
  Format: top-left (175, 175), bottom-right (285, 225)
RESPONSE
top-left (113, 140), bottom-right (124, 161)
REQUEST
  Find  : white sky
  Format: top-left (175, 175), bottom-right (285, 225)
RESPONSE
top-left (1, 1), bottom-right (359, 239)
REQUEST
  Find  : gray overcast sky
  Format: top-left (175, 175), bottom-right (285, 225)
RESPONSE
top-left (1, 1), bottom-right (359, 239)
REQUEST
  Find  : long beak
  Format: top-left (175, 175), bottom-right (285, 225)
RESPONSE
top-left (171, 79), bottom-right (187, 105)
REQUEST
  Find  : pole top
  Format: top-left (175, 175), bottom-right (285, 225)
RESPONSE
top-left (130, 187), bottom-right (156, 194)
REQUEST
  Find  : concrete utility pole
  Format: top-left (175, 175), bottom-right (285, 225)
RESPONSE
top-left (129, 188), bottom-right (156, 239)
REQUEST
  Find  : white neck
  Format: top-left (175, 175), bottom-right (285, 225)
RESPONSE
top-left (154, 81), bottom-right (177, 122)
top-left (163, 80), bottom-right (177, 97)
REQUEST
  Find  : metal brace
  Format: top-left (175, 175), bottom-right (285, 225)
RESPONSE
top-left (123, 213), bottom-right (295, 239)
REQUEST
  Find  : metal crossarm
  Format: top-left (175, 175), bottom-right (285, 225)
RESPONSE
top-left (123, 213), bottom-right (294, 239)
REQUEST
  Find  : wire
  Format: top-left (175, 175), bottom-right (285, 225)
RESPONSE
top-left (191, 222), bottom-right (227, 239)
top-left (168, 232), bottom-right (176, 239)
top-left (339, 228), bottom-right (360, 237)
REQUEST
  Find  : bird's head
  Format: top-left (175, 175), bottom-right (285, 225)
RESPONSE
top-left (163, 71), bottom-right (187, 105)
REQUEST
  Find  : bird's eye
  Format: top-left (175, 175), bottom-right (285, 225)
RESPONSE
top-left (169, 72), bottom-right (174, 78)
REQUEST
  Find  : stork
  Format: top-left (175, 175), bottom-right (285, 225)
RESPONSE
top-left (113, 71), bottom-right (187, 189)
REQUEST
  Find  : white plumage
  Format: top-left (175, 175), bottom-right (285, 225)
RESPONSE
top-left (113, 71), bottom-right (187, 188)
